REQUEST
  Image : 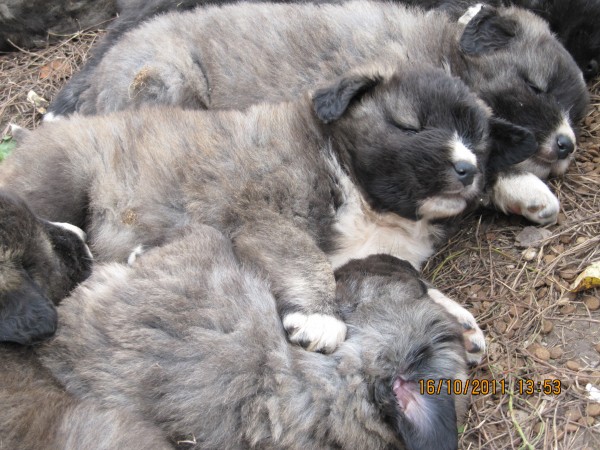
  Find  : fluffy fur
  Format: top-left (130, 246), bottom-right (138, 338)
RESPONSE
top-left (1, 66), bottom-right (506, 354)
top-left (0, 0), bottom-right (116, 51)
top-left (0, 190), bottom-right (92, 345)
top-left (46, 1), bottom-right (588, 225)
top-left (0, 344), bottom-right (172, 450)
top-left (40, 226), bottom-right (469, 450)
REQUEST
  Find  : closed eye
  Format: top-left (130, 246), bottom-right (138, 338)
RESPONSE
top-left (388, 119), bottom-right (420, 135)
top-left (525, 79), bottom-right (545, 95)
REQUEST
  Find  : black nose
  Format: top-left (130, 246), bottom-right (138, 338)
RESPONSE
top-left (585, 59), bottom-right (599, 79)
top-left (453, 161), bottom-right (477, 187)
top-left (555, 134), bottom-right (575, 159)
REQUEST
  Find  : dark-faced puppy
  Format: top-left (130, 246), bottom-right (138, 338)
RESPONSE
top-left (0, 190), bottom-right (92, 344)
top-left (1, 65), bottom-right (507, 355)
top-left (45, 1), bottom-right (586, 225)
top-left (41, 226), bottom-right (468, 450)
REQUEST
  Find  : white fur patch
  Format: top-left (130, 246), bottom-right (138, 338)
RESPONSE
top-left (127, 245), bottom-right (145, 265)
top-left (428, 289), bottom-right (485, 365)
top-left (43, 112), bottom-right (61, 122)
top-left (49, 221), bottom-right (93, 260)
top-left (458, 4), bottom-right (483, 24)
top-left (283, 312), bottom-right (347, 353)
top-left (492, 172), bottom-right (559, 225)
top-left (417, 196), bottom-right (467, 221)
top-left (451, 135), bottom-right (477, 166)
top-left (326, 153), bottom-right (441, 271)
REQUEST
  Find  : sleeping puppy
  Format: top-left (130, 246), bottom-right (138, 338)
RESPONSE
top-left (45, 1), bottom-right (588, 225)
top-left (0, 189), bottom-right (92, 345)
top-left (40, 225), bottom-right (470, 450)
top-left (400, 0), bottom-right (600, 80)
top-left (1, 65), bottom-right (521, 355)
top-left (0, 344), bottom-right (172, 450)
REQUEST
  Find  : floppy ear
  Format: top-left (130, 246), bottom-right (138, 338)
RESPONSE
top-left (459, 6), bottom-right (518, 55)
top-left (313, 73), bottom-right (382, 123)
top-left (0, 273), bottom-right (58, 345)
top-left (486, 117), bottom-right (538, 175)
top-left (373, 379), bottom-right (459, 450)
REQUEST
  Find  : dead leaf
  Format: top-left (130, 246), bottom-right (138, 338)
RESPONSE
top-left (39, 60), bottom-right (69, 80)
top-left (570, 261), bottom-right (600, 292)
top-left (27, 90), bottom-right (49, 114)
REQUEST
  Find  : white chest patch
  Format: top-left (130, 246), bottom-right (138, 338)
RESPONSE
top-left (326, 154), bottom-right (443, 271)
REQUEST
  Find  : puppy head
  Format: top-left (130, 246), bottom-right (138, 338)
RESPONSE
top-left (334, 255), bottom-right (468, 450)
top-left (0, 190), bottom-right (92, 344)
top-left (312, 64), bottom-right (535, 222)
top-left (458, 5), bottom-right (589, 178)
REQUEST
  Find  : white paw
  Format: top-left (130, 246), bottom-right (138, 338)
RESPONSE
top-left (428, 289), bottom-right (486, 365)
top-left (492, 172), bottom-right (559, 225)
top-left (283, 312), bottom-right (347, 354)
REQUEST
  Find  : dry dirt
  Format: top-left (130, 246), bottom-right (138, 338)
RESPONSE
top-left (0, 26), bottom-right (599, 450)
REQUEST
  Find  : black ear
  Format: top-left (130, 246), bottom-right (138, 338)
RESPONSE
top-left (460, 6), bottom-right (518, 55)
top-left (313, 73), bottom-right (382, 123)
top-left (486, 117), bottom-right (538, 175)
top-left (0, 273), bottom-right (58, 345)
top-left (397, 393), bottom-right (459, 450)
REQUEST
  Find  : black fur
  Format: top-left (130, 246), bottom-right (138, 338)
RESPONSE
top-left (0, 190), bottom-right (92, 344)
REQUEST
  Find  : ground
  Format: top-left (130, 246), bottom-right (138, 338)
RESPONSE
top-left (0, 26), bottom-right (599, 450)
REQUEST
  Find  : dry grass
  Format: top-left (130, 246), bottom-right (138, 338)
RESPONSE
top-left (1, 30), bottom-right (599, 450)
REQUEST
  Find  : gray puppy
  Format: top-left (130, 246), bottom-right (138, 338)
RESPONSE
top-left (0, 189), bottom-right (92, 345)
top-left (1, 65), bottom-right (521, 356)
top-left (0, 344), bottom-right (172, 450)
top-left (40, 225), bottom-right (469, 450)
top-left (45, 1), bottom-right (589, 225)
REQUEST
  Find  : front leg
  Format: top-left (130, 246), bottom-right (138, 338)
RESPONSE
top-left (427, 288), bottom-right (486, 366)
top-left (490, 171), bottom-right (559, 225)
top-left (232, 216), bottom-right (346, 353)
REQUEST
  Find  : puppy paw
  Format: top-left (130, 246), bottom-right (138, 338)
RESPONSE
top-left (492, 172), bottom-right (559, 225)
top-left (283, 312), bottom-right (347, 354)
top-left (427, 289), bottom-right (485, 365)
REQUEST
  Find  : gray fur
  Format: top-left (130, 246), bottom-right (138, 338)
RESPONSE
top-left (40, 225), bottom-right (468, 450)
top-left (0, 344), bottom-right (172, 449)
top-left (0, 66), bottom-right (494, 353)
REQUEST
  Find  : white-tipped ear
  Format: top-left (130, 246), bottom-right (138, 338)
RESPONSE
top-left (458, 4), bottom-right (483, 24)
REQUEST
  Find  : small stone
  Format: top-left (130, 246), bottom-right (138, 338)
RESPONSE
top-left (543, 254), bottom-right (556, 264)
top-left (583, 296), bottom-right (600, 311)
top-left (515, 226), bottom-right (553, 248)
top-left (533, 422), bottom-right (543, 434)
top-left (576, 236), bottom-right (587, 244)
top-left (541, 320), bottom-right (554, 334)
top-left (549, 347), bottom-right (564, 359)
top-left (580, 417), bottom-right (595, 427)
top-left (552, 244), bottom-right (565, 254)
top-left (587, 404), bottom-right (600, 417)
top-left (595, 343), bottom-right (600, 354)
top-left (557, 213), bottom-right (568, 225)
top-left (565, 423), bottom-right (579, 433)
top-left (559, 268), bottom-right (579, 281)
top-left (535, 347), bottom-right (551, 361)
top-left (566, 409), bottom-right (582, 421)
top-left (559, 234), bottom-right (572, 244)
top-left (494, 321), bottom-right (507, 333)
top-left (566, 360), bottom-right (581, 371)
top-left (562, 291), bottom-right (577, 302)
top-left (560, 304), bottom-right (576, 315)
top-left (522, 248), bottom-right (538, 261)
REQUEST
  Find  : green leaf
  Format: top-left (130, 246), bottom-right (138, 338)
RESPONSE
top-left (0, 136), bottom-right (16, 162)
